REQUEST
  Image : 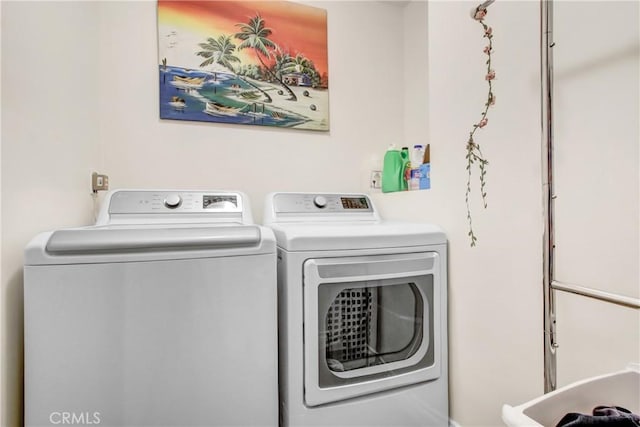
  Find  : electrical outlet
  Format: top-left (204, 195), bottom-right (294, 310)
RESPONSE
top-left (370, 170), bottom-right (382, 189)
top-left (92, 172), bottom-right (109, 192)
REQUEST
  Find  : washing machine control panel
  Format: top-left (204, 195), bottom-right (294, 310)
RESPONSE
top-left (273, 193), bottom-right (373, 213)
top-left (108, 191), bottom-right (243, 214)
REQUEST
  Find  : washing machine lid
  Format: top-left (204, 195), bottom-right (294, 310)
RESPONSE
top-left (24, 224), bottom-right (276, 265)
top-left (25, 189), bottom-right (276, 265)
top-left (269, 221), bottom-right (446, 251)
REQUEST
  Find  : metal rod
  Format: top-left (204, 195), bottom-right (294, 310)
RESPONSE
top-left (552, 281), bottom-right (640, 309)
top-left (541, 0), bottom-right (557, 394)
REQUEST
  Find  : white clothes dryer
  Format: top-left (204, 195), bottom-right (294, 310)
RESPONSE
top-left (24, 190), bottom-right (278, 427)
top-left (263, 192), bottom-right (449, 427)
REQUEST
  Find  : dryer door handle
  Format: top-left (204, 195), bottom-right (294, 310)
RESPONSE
top-left (45, 226), bottom-right (261, 254)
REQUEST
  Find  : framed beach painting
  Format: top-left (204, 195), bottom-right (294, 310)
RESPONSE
top-left (158, 0), bottom-right (329, 131)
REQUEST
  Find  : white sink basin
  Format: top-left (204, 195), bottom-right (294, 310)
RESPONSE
top-left (502, 364), bottom-right (640, 426)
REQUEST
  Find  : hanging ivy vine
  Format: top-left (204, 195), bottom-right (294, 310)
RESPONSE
top-left (466, 6), bottom-right (495, 247)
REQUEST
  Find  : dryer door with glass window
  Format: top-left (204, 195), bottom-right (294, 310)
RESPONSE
top-left (303, 252), bottom-right (442, 406)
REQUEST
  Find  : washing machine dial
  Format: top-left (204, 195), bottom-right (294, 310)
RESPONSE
top-left (164, 194), bottom-right (182, 209)
top-left (313, 196), bottom-right (328, 208)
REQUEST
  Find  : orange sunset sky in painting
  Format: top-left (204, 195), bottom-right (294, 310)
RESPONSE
top-left (158, 0), bottom-right (328, 77)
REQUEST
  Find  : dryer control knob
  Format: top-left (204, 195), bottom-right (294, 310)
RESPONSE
top-left (164, 194), bottom-right (182, 209)
top-left (313, 196), bottom-right (327, 208)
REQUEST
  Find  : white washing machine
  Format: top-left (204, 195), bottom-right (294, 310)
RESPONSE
top-left (263, 192), bottom-right (449, 426)
top-left (24, 190), bottom-right (278, 427)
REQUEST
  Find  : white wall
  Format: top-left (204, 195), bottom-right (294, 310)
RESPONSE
top-left (552, 0), bottom-right (639, 386)
top-left (373, 0), bottom-right (639, 424)
top-left (403, 1), bottom-right (429, 147)
top-left (372, 1), bottom-right (544, 424)
top-left (0, 1), bottom-right (409, 424)
top-left (96, 1), bottom-right (406, 222)
top-left (4, 1), bottom-right (635, 426)
top-left (1, 2), bottom-right (103, 425)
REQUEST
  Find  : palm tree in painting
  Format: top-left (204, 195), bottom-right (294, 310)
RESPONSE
top-left (196, 35), bottom-right (240, 73)
top-left (271, 49), bottom-right (293, 82)
top-left (196, 34), bottom-right (272, 103)
top-left (234, 14), bottom-right (298, 101)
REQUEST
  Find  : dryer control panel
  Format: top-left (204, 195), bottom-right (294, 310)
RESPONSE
top-left (270, 193), bottom-right (374, 214)
top-left (264, 193), bottom-right (381, 224)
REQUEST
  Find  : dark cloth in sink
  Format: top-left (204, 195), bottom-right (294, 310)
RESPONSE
top-left (556, 406), bottom-right (640, 426)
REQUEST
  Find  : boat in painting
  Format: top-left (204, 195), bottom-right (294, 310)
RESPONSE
top-left (170, 75), bottom-right (205, 89)
top-left (174, 75), bottom-right (205, 85)
top-left (270, 111), bottom-right (287, 120)
top-left (238, 91), bottom-right (261, 101)
top-left (204, 101), bottom-right (241, 117)
top-left (168, 96), bottom-right (186, 110)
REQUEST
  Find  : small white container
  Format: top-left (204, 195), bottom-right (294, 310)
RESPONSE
top-left (411, 145), bottom-right (424, 168)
